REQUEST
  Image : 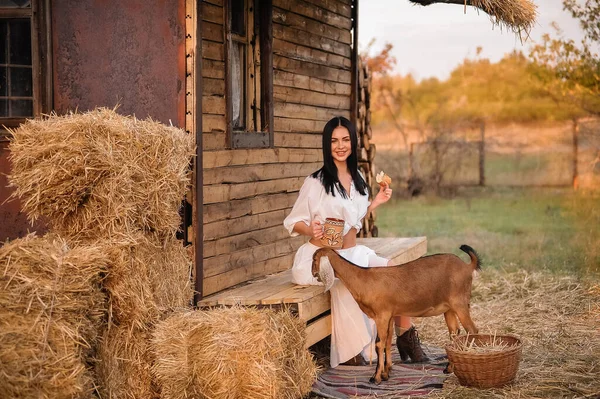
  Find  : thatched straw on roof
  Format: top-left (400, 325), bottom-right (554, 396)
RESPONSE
top-left (152, 307), bottom-right (318, 399)
top-left (0, 234), bottom-right (108, 399)
top-left (408, 0), bottom-right (537, 36)
top-left (8, 107), bottom-right (195, 241)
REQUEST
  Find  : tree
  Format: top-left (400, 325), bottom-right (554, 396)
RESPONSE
top-left (529, 0), bottom-right (600, 116)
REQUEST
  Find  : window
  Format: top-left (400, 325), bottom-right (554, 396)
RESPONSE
top-left (226, 0), bottom-right (272, 148)
top-left (0, 0), bottom-right (51, 134)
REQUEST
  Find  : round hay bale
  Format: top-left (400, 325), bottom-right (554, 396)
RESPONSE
top-left (0, 233), bottom-right (108, 398)
top-left (100, 233), bottom-right (193, 330)
top-left (8, 108), bottom-right (195, 240)
top-left (96, 325), bottom-right (158, 399)
top-left (152, 308), bottom-right (318, 399)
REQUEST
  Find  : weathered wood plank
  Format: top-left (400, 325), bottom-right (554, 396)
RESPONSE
top-left (202, 20), bottom-right (224, 42)
top-left (204, 209), bottom-right (290, 241)
top-left (275, 102), bottom-right (350, 120)
top-left (203, 40), bottom-right (224, 61)
top-left (296, 290), bottom-right (331, 321)
top-left (204, 0), bottom-right (223, 7)
top-left (203, 77), bottom-right (225, 96)
top-left (202, 114), bottom-right (226, 132)
top-left (273, 117), bottom-right (324, 133)
top-left (203, 254), bottom-right (294, 296)
top-left (274, 70), bottom-right (351, 96)
top-left (202, 95), bottom-right (226, 115)
top-left (202, 1), bottom-right (223, 25)
top-left (272, 6), bottom-right (351, 45)
top-left (203, 177), bottom-right (305, 204)
top-left (203, 192), bottom-right (298, 224)
top-left (274, 132), bottom-right (322, 148)
top-left (203, 225), bottom-right (290, 258)
top-left (273, 38), bottom-right (351, 70)
top-left (204, 236), bottom-right (305, 278)
top-left (305, 314), bottom-right (332, 348)
top-left (203, 162), bottom-right (320, 185)
top-left (274, 85), bottom-right (350, 109)
top-left (301, 0), bottom-right (352, 18)
top-left (201, 272), bottom-right (294, 307)
top-left (274, 55), bottom-right (352, 84)
top-left (203, 148), bottom-right (322, 169)
top-left (202, 60), bottom-right (225, 79)
top-left (273, 23), bottom-right (351, 58)
top-left (202, 132), bottom-right (227, 151)
top-left (273, 0), bottom-right (352, 31)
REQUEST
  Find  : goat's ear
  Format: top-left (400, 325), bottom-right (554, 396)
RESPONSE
top-left (319, 255), bottom-right (335, 291)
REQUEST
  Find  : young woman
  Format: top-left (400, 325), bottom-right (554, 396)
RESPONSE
top-left (283, 116), bottom-right (427, 367)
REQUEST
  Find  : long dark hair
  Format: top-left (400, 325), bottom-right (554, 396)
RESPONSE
top-left (311, 116), bottom-right (369, 198)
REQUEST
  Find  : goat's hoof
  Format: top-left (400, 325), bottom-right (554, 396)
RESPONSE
top-left (443, 363), bottom-right (453, 374)
top-left (369, 376), bottom-right (382, 385)
top-left (381, 373), bottom-right (389, 381)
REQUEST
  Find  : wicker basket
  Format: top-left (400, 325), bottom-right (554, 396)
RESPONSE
top-left (445, 334), bottom-right (523, 388)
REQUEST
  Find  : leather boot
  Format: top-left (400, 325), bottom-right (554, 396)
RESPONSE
top-left (396, 326), bottom-right (429, 363)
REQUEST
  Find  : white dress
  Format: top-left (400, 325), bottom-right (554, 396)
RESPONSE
top-left (283, 175), bottom-right (388, 367)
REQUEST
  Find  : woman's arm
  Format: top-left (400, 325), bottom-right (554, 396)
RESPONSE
top-left (292, 220), bottom-right (324, 239)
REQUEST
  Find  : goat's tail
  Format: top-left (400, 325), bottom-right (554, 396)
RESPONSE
top-left (459, 245), bottom-right (482, 271)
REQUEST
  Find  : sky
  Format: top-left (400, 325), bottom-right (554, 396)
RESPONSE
top-left (359, 0), bottom-right (587, 81)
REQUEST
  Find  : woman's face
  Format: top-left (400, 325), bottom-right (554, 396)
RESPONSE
top-left (330, 126), bottom-right (351, 165)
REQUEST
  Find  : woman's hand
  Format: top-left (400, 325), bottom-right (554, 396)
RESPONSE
top-left (370, 183), bottom-right (393, 211)
top-left (310, 220), bottom-right (323, 239)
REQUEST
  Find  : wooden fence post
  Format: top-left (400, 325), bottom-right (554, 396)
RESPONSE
top-left (479, 120), bottom-right (485, 186)
top-left (573, 118), bottom-right (579, 190)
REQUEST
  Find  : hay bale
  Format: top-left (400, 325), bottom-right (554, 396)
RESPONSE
top-left (96, 325), bottom-right (159, 399)
top-left (472, 0), bottom-right (537, 35)
top-left (101, 233), bottom-right (193, 330)
top-left (0, 234), bottom-right (108, 398)
top-left (152, 308), bottom-right (318, 399)
top-left (8, 108), bottom-right (195, 240)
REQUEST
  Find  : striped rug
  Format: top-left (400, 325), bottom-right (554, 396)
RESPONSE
top-left (311, 345), bottom-right (448, 398)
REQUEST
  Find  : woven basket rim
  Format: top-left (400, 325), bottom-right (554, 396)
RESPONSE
top-left (445, 333), bottom-right (523, 357)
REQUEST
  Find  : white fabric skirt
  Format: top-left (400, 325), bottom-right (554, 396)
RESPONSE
top-left (291, 242), bottom-right (388, 367)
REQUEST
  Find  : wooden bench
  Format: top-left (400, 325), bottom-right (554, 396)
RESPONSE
top-left (198, 237), bottom-right (427, 348)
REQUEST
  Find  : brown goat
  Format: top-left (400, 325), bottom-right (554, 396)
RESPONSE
top-left (311, 245), bottom-right (481, 384)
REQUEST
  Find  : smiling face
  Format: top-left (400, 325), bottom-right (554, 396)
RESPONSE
top-left (330, 125), bottom-right (351, 166)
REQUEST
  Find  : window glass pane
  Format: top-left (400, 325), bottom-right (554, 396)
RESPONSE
top-left (0, 21), bottom-right (7, 64)
top-left (0, 0), bottom-right (31, 7)
top-left (10, 98), bottom-right (32, 117)
top-left (0, 66), bottom-right (6, 96)
top-left (230, 0), bottom-right (245, 36)
top-left (231, 42), bottom-right (245, 129)
top-left (0, 99), bottom-right (7, 117)
top-left (10, 19), bottom-right (31, 65)
top-left (10, 66), bottom-right (31, 96)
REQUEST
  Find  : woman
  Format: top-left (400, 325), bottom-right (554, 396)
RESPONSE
top-left (283, 116), bottom-right (427, 367)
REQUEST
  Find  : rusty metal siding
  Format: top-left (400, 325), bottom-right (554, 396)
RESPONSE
top-left (52, 0), bottom-right (186, 127)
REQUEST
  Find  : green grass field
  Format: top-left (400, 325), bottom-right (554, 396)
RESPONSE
top-left (376, 187), bottom-right (599, 276)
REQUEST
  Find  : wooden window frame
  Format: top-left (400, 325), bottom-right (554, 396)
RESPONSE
top-left (0, 0), bottom-right (52, 140)
top-left (225, 0), bottom-right (273, 149)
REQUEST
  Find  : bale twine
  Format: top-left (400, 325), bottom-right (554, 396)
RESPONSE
top-left (152, 308), bottom-right (318, 399)
top-left (7, 108), bottom-right (195, 240)
top-left (0, 234), bottom-right (108, 399)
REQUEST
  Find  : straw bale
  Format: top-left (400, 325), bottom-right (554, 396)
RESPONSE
top-left (0, 233), bottom-right (108, 398)
top-left (96, 324), bottom-right (159, 399)
top-left (8, 107), bottom-right (195, 240)
top-left (101, 233), bottom-right (193, 330)
top-left (152, 308), bottom-right (318, 399)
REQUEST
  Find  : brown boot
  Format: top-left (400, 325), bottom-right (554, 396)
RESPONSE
top-left (396, 326), bottom-right (429, 363)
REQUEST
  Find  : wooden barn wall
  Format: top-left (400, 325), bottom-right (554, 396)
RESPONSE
top-left (201, 0), bottom-right (353, 295)
top-left (52, 0), bottom-right (186, 127)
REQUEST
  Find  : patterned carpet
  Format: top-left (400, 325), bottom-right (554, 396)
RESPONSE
top-left (311, 345), bottom-right (448, 398)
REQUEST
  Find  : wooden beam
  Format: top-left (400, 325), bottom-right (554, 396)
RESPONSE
top-left (260, 0), bottom-right (274, 147)
top-left (350, 0), bottom-right (358, 126)
top-left (194, 0), bottom-right (205, 305)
